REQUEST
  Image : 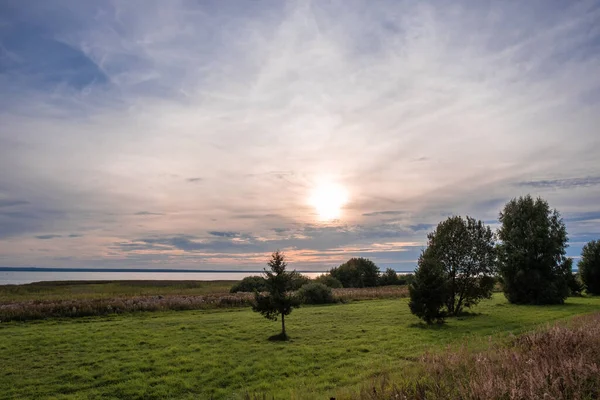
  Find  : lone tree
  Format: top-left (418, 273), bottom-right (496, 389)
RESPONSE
top-left (425, 216), bottom-right (497, 316)
top-left (497, 195), bottom-right (570, 304)
top-left (579, 240), bottom-right (600, 295)
top-left (409, 251), bottom-right (447, 324)
top-left (329, 257), bottom-right (380, 287)
top-left (252, 251), bottom-right (300, 340)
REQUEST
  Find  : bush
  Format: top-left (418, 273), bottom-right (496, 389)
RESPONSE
top-left (330, 257), bottom-right (380, 287)
top-left (314, 274), bottom-right (343, 288)
top-left (289, 271), bottom-right (311, 290)
top-left (409, 253), bottom-right (447, 324)
top-left (230, 276), bottom-right (267, 293)
top-left (296, 283), bottom-right (335, 304)
top-left (498, 195), bottom-right (570, 304)
top-left (579, 240), bottom-right (600, 295)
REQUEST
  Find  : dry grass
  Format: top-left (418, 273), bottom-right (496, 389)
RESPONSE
top-left (0, 293), bottom-right (255, 322)
top-left (0, 284), bottom-right (408, 321)
top-left (355, 312), bottom-right (600, 400)
top-left (333, 285), bottom-right (409, 301)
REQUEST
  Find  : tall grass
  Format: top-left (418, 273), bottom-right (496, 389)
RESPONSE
top-left (0, 284), bottom-right (408, 321)
top-left (356, 312), bottom-right (600, 400)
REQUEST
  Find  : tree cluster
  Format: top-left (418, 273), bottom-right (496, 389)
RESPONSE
top-left (409, 195), bottom-right (594, 324)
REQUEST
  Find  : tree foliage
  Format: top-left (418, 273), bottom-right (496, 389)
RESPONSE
top-left (289, 271), bottom-right (311, 290)
top-left (296, 282), bottom-right (335, 304)
top-left (579, 240), bottom-right (600, 295)
top-left (252, 251), bottom-right (300, 339)
top-left (329, 257), bottom-right (380, 288)
top-left (314, 274), bottom-right (343, 288)
top-left (229, 276), bottom-right (266, 293)
top-left (497, 195), bottom-right (570, 304)
top-left (378, 268), bottom-right (401, 286)
top-left (425, 216), bottom-right (497, 315)
top-left (409, 252), bottom-right (447, 324)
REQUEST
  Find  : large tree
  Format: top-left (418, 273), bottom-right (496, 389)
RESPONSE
top-left (497, 195), bottom-right (570, 304)
top-left (329, 257), bottom-right (380, 288)
top-left (252, 251), bottom-right (300, 340)
top-left (579, 240), bottom-right (600, 295)
top-left (425, 216), bottom-right (497, 315)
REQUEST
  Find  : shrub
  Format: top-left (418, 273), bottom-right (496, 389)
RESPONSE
top-left (579, 240), bottom-right (600, 295)
top-left (314, 274), bottom-right (343, 288)
top-left (330, 257), bottom-right (380, 287)
top-left (378, 268), bottom-right (400, 286)
top-left (296, 283), bottom-right (335, 304)
top-left (289, 271), bottom-right (311, 290)
top-left (498, 195), bottom-right (570, 304)
top-left (409, 253), bottom-right (447, 324)
top-left (230, 276), bottom-right (267, 293)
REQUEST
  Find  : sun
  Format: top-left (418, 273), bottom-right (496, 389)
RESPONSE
top-left (309, 181), bottom-right (349, 221)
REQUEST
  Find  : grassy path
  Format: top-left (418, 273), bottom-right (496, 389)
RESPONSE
top-left (1, 294), bottom-right (600, 399)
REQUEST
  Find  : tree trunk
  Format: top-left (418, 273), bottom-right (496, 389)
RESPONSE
top-left (281, 313), bottom-right (286, 337)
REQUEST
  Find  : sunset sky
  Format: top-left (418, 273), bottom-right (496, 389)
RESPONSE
top-left (1, 0), bottom-right (599, 271)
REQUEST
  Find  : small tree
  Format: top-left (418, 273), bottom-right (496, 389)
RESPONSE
top-left (378, 268), bottom-right (401, 286)
top-left (498, 195), bottom-right (570, 304)
top-left (229, 276), bottom-right (266, 293)
top-left (330, 257), bottom-right (380, 287)
top-left (426, 216), bottom-right (497, 315)
top-left (409, 251), bottom-right (447, 324)
top-left (579, 240), bottom-right (600, 295)
top-left (252, 251), bottom-right (300, 340)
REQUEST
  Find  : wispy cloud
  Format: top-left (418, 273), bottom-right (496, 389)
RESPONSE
top-left (35, 234), bottom-right (62, 240)
top-left (0, 0), bottom-right (599, 269)
top-left (517, 176), bottom-right (600, 189)
top-left (0, 199), bottom-right (29, 207)
top-left (134, 211), bottom-right (164, 216)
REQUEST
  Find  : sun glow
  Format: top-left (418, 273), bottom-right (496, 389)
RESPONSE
top-left (309, 181), bottom-right (349, 221)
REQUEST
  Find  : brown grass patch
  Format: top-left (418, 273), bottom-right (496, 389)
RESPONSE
top-left (355, 312), bottom-right (600, 400)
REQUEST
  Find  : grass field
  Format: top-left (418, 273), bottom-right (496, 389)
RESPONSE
top-left (2, 294), bottom-right (600, 399)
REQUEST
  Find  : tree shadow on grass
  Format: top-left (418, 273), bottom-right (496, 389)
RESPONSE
top-left (409, 322), bottom-right (450, 330)
top-left (454, 311), bottom-right (483, 320)
top-left (267, 333), bottom-right (289, 342)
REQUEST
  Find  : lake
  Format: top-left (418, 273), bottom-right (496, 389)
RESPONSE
top-left (0, 270), bottom-right (328, 285)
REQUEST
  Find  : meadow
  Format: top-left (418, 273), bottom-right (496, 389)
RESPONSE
top-left (2, 293), bottom-right (600, 399)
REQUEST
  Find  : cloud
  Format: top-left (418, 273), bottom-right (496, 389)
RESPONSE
top-left (517, 176), bottom-right (600, 190)
top-left (35, 234), bottom-right (62, 240)
top-left (208, 231), bottom-right (240, 238)
top-left (0, 1), bottom-right (599, 269)
top-left (68, 233), bottom-right (83, 238)
top-left (0, 199), bottom-right (29, 207)
top-left (362, 211), bottom-right (405, 217)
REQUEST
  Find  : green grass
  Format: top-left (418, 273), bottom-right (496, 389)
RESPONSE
top-left (0, 280), bottom-right (235, 302)
top-left (1, 294), bottom-right (600, 399)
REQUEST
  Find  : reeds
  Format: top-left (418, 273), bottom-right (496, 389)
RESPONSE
top-left (0, 285), bottom-right (408, 321)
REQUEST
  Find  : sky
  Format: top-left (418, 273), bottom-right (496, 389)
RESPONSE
top-left (0, 0), bottom-right (599, 272)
